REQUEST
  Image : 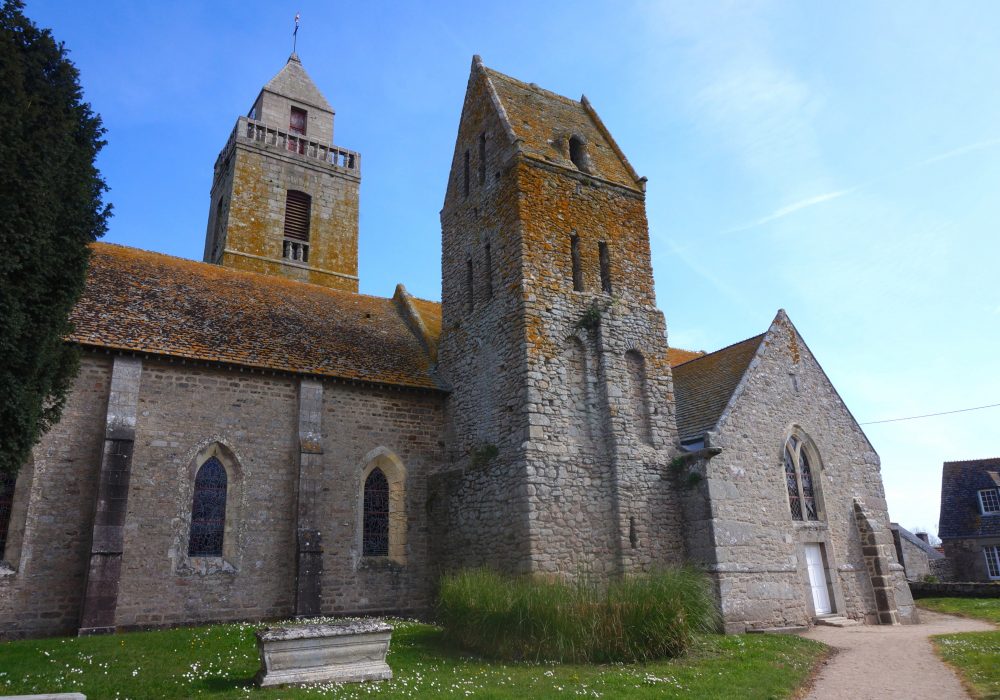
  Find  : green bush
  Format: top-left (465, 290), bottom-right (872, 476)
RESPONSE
top-left (437, 567), bottom-right (719, 663)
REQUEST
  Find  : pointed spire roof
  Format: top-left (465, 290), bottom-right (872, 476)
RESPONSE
top-left (262, 54), bottom-right (333, 112)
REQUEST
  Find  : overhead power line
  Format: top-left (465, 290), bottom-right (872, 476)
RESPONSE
top-left (860, 402), bottom-right (1000, 426)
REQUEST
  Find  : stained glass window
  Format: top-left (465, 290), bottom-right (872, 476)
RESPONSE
top-left (363, 468), bottom-right (389, 557)
top-left (0, 471), bottom-right (15, 557)
top-left (800, 451), bottom-right (818, 520)
top-left (784, 435), bottom-right (820, 522)
top-left (188, 458), bottom-right (227, 557)
top-left (784, 442), bottom-right (802, 521)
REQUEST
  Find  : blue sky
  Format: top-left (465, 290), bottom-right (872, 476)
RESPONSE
top-left (26, 1), bottom-right (1000, 536)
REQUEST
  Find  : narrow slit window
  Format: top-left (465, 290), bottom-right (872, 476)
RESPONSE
top-left (463, 150), bottom-right (470, 197)
top-left (363, 468), bottom-right (389, 557)
top-left (466, 259), bottom-right (475, 311)
top-left (570, 235), bottom-right (583, 291)
top-left (188, 457), bottom-right (227, 557)
top-left (599, 242), bottom-right (612, 294)
top-left (478, 132), bottom-right (487, 185)
top-left (569, 135), bottom-right (590, 173)
top-left (484, 243), bottom-right (493, 300)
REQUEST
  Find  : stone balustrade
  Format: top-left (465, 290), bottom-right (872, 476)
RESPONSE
top-left (283, 239), bottom-right (309, 263)
top-left (216, 117), bottom-right (361, 174)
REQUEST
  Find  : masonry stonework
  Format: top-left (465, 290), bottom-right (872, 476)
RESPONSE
top-left (0, 55), bottom-right (915, 639)
top-left (678, 314), bottom-right (916, 631)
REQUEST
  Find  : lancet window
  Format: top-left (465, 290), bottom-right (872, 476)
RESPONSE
top-left (784, 434), bottom-right (820, 521)
top-left (188, 457), bottom-right (227, 557)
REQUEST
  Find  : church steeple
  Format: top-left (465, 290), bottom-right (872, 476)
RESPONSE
top-left (203, 54), bottom-right (361, 292)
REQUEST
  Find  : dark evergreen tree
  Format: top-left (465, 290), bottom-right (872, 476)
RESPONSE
top-left (0, 0), bottom-right (109, 476)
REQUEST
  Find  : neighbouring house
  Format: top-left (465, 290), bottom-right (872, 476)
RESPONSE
top-left (890, 523), bottom-right (949, 581)
top-left (0, 53), bottom-right (916, 639)
top-left (938, 458), bottom-right (1000, 581)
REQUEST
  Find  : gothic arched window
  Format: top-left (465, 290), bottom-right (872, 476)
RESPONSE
top-left (363, 468), bottom-right (390, 556)
top-left (784, 434), bottom-right (820, 521)
top-left (188, 457), bottom-right (228, 557)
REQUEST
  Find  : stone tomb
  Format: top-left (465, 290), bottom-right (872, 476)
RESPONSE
top-left (254, 620), bottom-right (393, 687)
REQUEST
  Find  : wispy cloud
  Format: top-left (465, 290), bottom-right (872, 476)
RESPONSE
top-left (720, 188), bottom-right (854, 235)
top-left (699, 137), bottom-right (1000, 241)
top-left (919, 138), bottom-right (1000, 166)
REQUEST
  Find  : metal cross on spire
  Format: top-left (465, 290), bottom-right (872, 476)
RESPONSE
top-left (292, 12), bottom-right (301, 54)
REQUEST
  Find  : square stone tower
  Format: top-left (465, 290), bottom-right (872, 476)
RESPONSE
top-left (204, 54), bottom-right (361, 291)
top-left (434, 57), bottom-right (684, 577)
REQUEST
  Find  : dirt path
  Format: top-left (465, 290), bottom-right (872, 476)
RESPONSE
top-left (801, 610), bottom-right (994, 699)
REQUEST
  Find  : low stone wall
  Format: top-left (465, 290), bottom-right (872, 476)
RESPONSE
top-left (909, 581), bottom-right (1000, 598)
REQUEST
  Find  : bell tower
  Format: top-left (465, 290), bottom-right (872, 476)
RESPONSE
top-left (204, 54), bottom-right (361, 291)
top-left (434, 57), bottom-right (685, 577)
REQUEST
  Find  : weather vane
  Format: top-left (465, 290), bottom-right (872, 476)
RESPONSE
top-left (292, 12), bottom-right (301, 54)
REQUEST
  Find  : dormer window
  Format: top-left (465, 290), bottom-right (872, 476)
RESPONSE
top-left (569, 135), bottom-right (591, 173)
top-left (979, 488), bottom-right (1000, 515)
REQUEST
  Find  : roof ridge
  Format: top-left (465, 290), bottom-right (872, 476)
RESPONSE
top-left (944, 457), bottom-right (1000, 465)
top-left (90, 242), bottom-right (409, 305)
top-left (672, 333), bottom-right (766, 369)
top-left (481, 65), bottom-right (582, 109)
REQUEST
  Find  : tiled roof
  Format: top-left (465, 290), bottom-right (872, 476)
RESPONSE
top-left (263, 54), bottom-right (333, 112)
top-left (68, 243), bottom-right (443, 390)
top-left (938, 458), bottom-right (1000, 539)
top-left (671, 334), bottom-right (765, 442)
top-left (668, 347), bottom-right (704, 367)
top-left (890, 523), bottom-right (944, 559)
top-left (482, 65), bottom-right (642, 190)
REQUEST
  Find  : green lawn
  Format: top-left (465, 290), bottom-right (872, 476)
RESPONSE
top-left (0, 618), bottom-right (827, 699)
top-left (918, 598), bottom-right (1000, 700)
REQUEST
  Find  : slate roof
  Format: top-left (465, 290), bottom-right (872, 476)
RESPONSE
top-left (671, 334), bottom-right (765, 442)
top-left (69, 243), bottom-right (443, 390)
top-left (890, 523), bottom-right (945, 560)
top-left (938, 458), bottom-right (1000, 539)
top-left (481, 63), bottom-right (643, 191)
top-left (262, 54), bottom-right (333, 112)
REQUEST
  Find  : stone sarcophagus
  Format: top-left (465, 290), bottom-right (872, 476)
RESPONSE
top-left (254, 620), bottom-right (393, 687)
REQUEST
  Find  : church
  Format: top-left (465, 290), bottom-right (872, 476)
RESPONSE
top-left (0, 54), bottom-right (916, 639)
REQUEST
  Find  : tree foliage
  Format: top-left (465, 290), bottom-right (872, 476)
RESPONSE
top-left (0, 0), bottom-right (109, 476)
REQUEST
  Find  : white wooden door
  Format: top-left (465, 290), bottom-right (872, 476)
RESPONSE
top-left (805, 543), bottom-right (832, 615)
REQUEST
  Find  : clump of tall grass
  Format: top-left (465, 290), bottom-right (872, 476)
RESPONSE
top-left (437, 567), bottom-right (719, 663)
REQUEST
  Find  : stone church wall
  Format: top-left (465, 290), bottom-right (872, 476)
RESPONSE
top-left (684, 316), bottom-right (915, 631)
top-left (0, 355), bottom-right (112, 639)
top-left (0, 352), bottom-right (445, 639)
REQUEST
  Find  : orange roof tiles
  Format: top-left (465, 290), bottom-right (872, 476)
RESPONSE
top-left (671, 334), bottom-right (765, 442)
top-left (482, 66), bottom-right (643, 190)
top-left (668, 347), bottom-right (704, 367)
top-left (69, 243), bottom-right (444, 390)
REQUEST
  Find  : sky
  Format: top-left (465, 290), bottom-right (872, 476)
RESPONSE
top-left (24, 0), bottom-right (1000, 537)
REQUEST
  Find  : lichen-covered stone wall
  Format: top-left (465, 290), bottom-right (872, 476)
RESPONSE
top-left (433, 62), bottom-right (683, 579)
top-left (211, 140), bottom-right (360, 292)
